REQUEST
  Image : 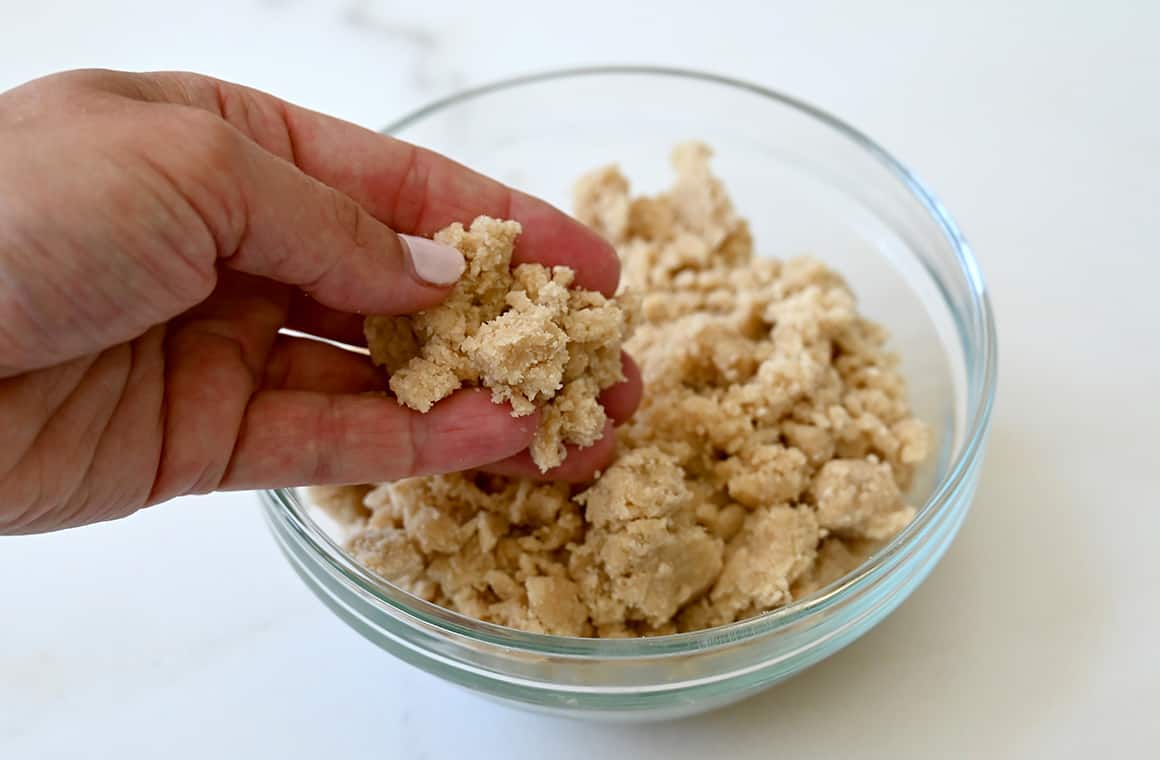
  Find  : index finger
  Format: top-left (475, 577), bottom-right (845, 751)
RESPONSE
top-left (137, 72), bottom-right (621, 297)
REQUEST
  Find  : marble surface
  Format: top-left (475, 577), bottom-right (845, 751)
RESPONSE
top-left (3, 1), bottom-right (1158, 757)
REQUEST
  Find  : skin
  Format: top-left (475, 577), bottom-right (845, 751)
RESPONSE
top-left (0, 69), bottom-right (642, 535)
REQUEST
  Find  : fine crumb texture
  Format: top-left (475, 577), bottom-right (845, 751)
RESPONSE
top-left (365, 217), bottom-right (631, 472)
top-left (319, 143), bottom-right (931, 637)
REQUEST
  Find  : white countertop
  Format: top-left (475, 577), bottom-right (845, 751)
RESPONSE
top-left (3, 1), bottom-right (1158, 757)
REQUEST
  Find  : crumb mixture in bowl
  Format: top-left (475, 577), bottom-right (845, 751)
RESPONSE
top-left (262, 67), bottom-right (995, 720)
top-left (307, 141), bottom-right (931, 638)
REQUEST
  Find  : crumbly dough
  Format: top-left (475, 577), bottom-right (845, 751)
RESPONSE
top-left (315, 143), bottom-right (931, 637)
top-left (364, 217), bottom-right (630, 472)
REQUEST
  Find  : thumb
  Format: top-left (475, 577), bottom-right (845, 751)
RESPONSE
top-left (188, 112), bottom-right (466, 315)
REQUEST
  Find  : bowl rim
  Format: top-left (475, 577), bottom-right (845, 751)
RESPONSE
top-left (266, 64), bottom-right (998, 658)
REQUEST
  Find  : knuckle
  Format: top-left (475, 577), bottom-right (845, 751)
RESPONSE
top-left (132, 105), bottom-right (244, 186)
top-left (180, 106), bottom-right (245, 168)
top-left (142, 106), bottom-right (248, 255)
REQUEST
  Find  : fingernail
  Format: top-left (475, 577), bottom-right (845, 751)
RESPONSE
top-left (400, 234), bottom-right (466, 286)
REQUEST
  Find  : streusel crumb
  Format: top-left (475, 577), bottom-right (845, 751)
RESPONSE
top-left (365, 217), bottom-right (631, 472)
top-left (320, 143), bottom-right (931, 637)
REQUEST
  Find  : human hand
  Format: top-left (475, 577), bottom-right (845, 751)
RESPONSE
top-left (0, 70), bottom-right (640, 534)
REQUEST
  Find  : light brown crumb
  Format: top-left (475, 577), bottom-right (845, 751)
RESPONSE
top-left (317, 142), bottom-right (931, 637)
top-left (305, 485), bottom-right (372, 527)
top-left (569, 447), bottom-right (724, 628)
top-left (810, 457), bottom-right (916, 539)
top-left (790, 536), bottom-right (882, 598)
top-left (365, 217), bottom-right (630, 471)
top-left (681, 504), bottom-right (819, 630)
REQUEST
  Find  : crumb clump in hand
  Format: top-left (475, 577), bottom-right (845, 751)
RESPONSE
top-left (364, 217), bottom-right (631, 472)
top-left (319, 143), bottom-right (931, 637)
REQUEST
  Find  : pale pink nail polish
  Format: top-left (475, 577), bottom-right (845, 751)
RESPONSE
top-left (400, 234), bottom-right (466, 286)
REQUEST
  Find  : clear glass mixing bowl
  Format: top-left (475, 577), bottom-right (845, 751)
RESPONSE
top-left (261, 66), bottom-right (997, 721)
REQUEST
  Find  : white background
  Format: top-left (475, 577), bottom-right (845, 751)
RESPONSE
top-left (2, 1), bottom-right (1158, 757)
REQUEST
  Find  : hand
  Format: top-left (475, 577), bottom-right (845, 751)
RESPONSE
top-left (0, 69), bottom-right (641, 534)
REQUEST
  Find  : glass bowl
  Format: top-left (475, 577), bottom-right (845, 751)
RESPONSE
top-left (261, 66), bottom-right (997, 721)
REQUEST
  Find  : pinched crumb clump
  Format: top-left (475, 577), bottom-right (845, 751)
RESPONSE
top-left (319, 143), bottom-right (931, 637)
top-left (364, 217), bottom-right (631, 472)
